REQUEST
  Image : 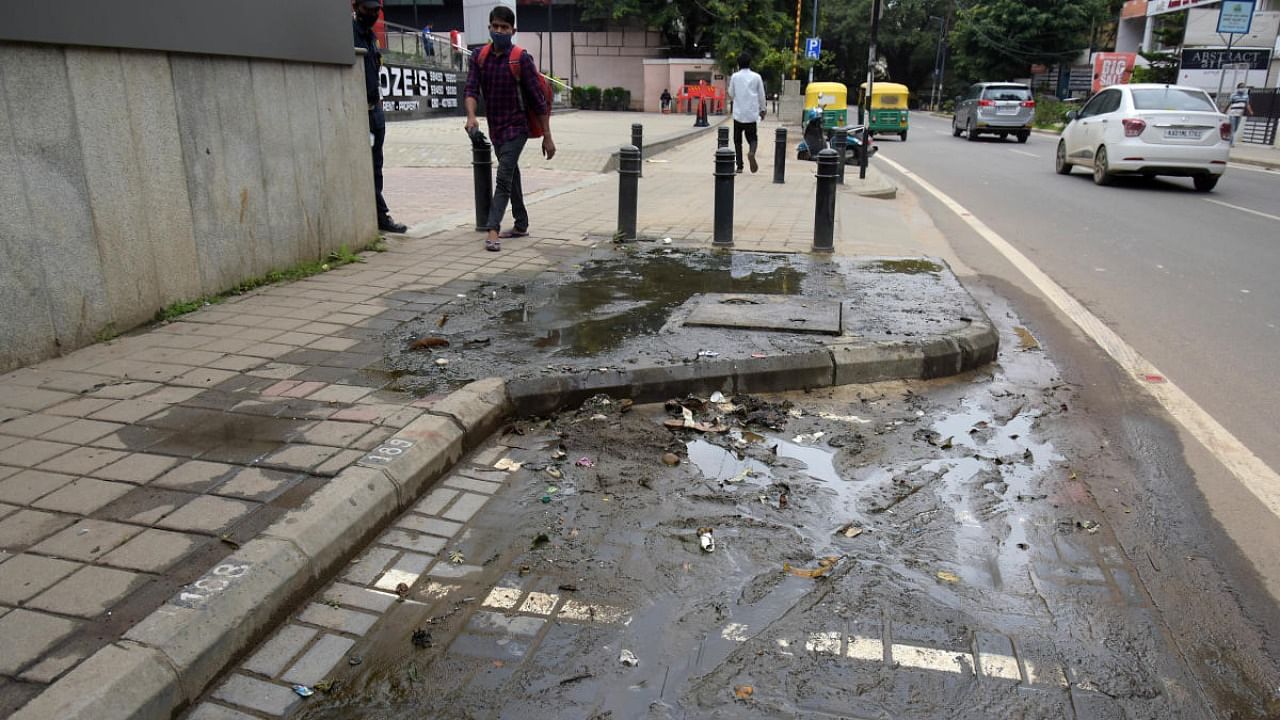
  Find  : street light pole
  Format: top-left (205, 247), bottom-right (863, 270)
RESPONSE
top-left (808, 0), bottom-right (819, 84)
top-left (547, 0), bottom-right (554, 80)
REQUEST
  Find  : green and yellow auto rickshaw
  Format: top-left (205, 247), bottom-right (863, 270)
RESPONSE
top-left (858, 82), bottom-right (910, 140)
top-left (803, 81), bottom-right (848, 129)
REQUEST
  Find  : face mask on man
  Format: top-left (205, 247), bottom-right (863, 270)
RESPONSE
top-left (489, 31), bottom-right (514, 50)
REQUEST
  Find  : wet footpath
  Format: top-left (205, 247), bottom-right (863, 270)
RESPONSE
top-left (3, 110), bottom-right (1275, 720)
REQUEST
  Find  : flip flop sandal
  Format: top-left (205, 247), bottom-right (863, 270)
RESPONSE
top-left (484, 237), bottom-right (501, 252)
top-left (498, 229), bottom-right (529, 239)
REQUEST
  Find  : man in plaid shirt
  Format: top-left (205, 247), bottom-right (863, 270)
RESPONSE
top-left (464, 5), bottom-right (556, 252)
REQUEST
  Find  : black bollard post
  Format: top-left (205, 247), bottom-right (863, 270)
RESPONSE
top-left (813, 148), bottom-right (838, 253)
top-left (616, 144), bottom-right (640, 242)
top-left (631, 123), bottom-right (643, 177)
top-left (717, 126), bottom-right (729, 148)
top-left (859, 127), bottom-right (870, 180)
top-left (773, 127), bottom-right (787, 184)
top-left (832, 131), bottom-right (848, 185)
top-left (469, 129), bottom-right (492, 231)
top-left (713, 147), bottom-right (736, 247)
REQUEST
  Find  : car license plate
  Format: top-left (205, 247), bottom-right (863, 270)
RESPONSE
top-left (997, 104), bottom-right (1017, 115)
top-left (1164, 128), bottom-right (1201, 139)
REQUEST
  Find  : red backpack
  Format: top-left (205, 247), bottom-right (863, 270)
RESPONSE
top-left (476, 44), bottom-right (553, 137)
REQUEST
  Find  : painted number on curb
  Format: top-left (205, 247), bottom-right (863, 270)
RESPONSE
top-left (171, 562), bottom-right (252, 609)
top-left (358, 438), bottom-right (416, 467)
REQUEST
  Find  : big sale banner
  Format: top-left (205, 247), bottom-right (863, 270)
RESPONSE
top-left (1092, 52), bottom-right (1138, 93)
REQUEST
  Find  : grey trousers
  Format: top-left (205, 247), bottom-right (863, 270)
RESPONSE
top-left (487, 135), bottom-right (529, 232)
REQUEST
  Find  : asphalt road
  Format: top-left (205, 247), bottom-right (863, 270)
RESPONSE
top-left (877, 112), bottom-right (1280, 487)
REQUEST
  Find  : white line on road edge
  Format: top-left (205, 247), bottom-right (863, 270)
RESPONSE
top-left (1227, 163), bottom-right (1280, 174)
top-left (879, 154), bottom-right (1280, 521)
top-left (1009, 149), bottom-right (1040, 158)
top-left (1204, 198), bottom-right (1280, 223)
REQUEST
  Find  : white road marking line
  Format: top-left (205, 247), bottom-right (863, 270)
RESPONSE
top-left (1009, 149), bottom-right (1040, 158)
top-left (880, 154), bottom-right (1280, 522)
top-left (1204, 198), bottom-right (1280, 222)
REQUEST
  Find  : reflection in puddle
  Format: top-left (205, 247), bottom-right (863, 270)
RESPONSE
top-left (686, 431), bottom-right (840, 485)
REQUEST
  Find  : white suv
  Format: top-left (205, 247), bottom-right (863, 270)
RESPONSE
top-left (1056, 83), bottom-right (1230, 192)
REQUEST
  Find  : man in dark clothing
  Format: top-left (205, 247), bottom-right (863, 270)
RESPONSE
top-left (353, 0), bottom-right (407, 234)
top-left (463, 5), bottom-right (555, 252)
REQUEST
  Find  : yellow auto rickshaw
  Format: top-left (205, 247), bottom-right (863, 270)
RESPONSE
top-left (803, 82), bottom-right (848, 129)
top-left (858, 82), bottom-right (910, 141)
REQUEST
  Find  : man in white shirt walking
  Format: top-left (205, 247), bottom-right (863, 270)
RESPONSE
top-left (727, 52), bottom-right (767, 173)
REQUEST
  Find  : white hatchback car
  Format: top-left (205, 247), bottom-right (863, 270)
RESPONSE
top-left (1056, 83), bottom-right (1231, 191)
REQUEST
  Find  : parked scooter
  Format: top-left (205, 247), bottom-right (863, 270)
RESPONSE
top-left (796, 113), bottom-right (877, 164)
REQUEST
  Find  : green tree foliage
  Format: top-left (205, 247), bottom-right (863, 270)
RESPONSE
top-left (818, 0), bottom-right (952, 94)
top-left (948, 0), bottom-right (1116, 81)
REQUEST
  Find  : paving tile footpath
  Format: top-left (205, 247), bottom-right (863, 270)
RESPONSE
top-left (0, 109), bottom-right (904, 719)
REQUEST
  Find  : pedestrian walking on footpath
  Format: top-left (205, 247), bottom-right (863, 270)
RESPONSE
top-left (660, 88), bottom-right (672, 113)
top-left (353, 0), bottom-right (408, 234)
top-left (727, 52), bottom-right (766, 173)
top-left (464, 5), bottom-right (556, 252)
top-left (1227, 83), bottom-right (1253, 148)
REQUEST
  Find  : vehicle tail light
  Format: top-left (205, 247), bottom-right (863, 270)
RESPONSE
top-left (1220, 121), bottom-right (1232, 141)
top-left (1021, 100), bottom-right (1036, 108)
top-left (1122, 118), bottom-right (1146, 137)
top-left (977, 99), bottom-right (994, 107)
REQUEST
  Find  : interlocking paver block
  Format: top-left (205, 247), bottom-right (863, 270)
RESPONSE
top-left (306, 384), bottom-right (374, 404)
top-left (247, 363), bottom-right (307, 380)
top-left (36, 446), bottom-right (128, 475)
top-left (444, 475), bottom-right (503, 495)
top-left (260, 444), bottom-right (339, 471)
top-left (153, 460), bottom-right (237, 491)
top-left (414, 488), bottom-right (459, 516)
top-left (299, 421), bottom-right (370, 447)
top-left (0, 469), bottom-right (77, 505)
top-left (379, 529), bottom-right (447, 555)
top-left (323, 583), bottom-right (397, 613)
top-left (88, 381), bottom-right (161, 400)
top-left (373, 552), bottom-right (433, 592)
top-left (314, 449), bottom-right (364, 477)
top-left (211, 674), bottom-right (300, 716)
top-left (442, 492), bottom-right (488, 523)
top-left (0, 609), bottom-right (80, 674)
top-left (17, 649), bottom-right (87, 683)
top-left (342, 546), bottom-right (399, 585)
top-left (281, 633), bottom-right (356, 686)
top-left (396, 515), bottom-right (463, 538)
top-left (0, 413), bottom-right (75, 438)
top-left (32, 478), bottom-right (134, 515)
top-left (44, 397), bottom-right (118, 418)
top-left (156, 495), bottom-right (256, 534)
top-left (173, 368), bottom-right (240, 388)
top-left (31, 519), bottom-right (143, 561)
top-left (185, 703), bottom-right (260, 720)
top-left (0, 510), bottom-right (76, 550)
top-left (297, 603), bottom-right (379, 636)
top-left (2, 387), bottom-right (75, 412)
top-left (0, 440), bottom-right (77, 468)
top-left (99, 528), bottom-right (203, 572)
top-left (212, 468), bottom-right (299, 501)
top-left (88, 398), bottom-right (167, 423)
top-left (242, 624), bottom-right (319, 677)
top-left (38, 419), bottom-right (124, 445)
top-left (27, 565), bottom-right (144, 618)
top-left (92, 453), bottom-right (182, 484)
top-left (0, 553), bottom-right (81, 604)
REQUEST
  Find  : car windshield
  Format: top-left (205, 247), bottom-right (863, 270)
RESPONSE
top-left (984, 86), bottom-right (1030, 101)
top-left (1131, 88), bottom-right (1216, 111)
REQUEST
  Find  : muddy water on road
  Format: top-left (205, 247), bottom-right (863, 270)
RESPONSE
top-left (294, 324), bottom-right (1255, 720)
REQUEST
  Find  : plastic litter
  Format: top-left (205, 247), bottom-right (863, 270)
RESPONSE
top-left (619, 649), bottom-right (639, 666)
top-left (1077, 519), bottom-right (1100, 534)
top-left (784, 556), bottom-right (839, 578)
top-left (411, 628), bottom-right (433, 648)
top-left (710, 391), bottom-right (726, 403)
top-left (409, 336), bottom-right (450, 350)
top-left (292, 685), bottom-right (314, 697)
top-left (697, 350), bottom-right (720, 358)
top-left (936, 570), bottom-right (960, 583)
top-left (575, 457), bottom-right (595, 468)
top-left (435, 358), bottom-right (449, 367)
top-left (395, 582), bottom-right (410, 597)
top-left (551, 447), bottom-right (567, 460)
top-left (546, 467), bottom-right (563, 479)
top-left (662, 237), bottom-right (673, 244)
top-left (734, 685), bottom-right (754, 700)
top-left (348, 655), bottom-right (363, 666)
top-left (494, 458), bottom-right (524, 472)
top-left (698, 527), bottom-right (716, 552)
top-left (838, 524), bottom-right (864, 538)
top-left (661, 452), bottom-right (681, 466)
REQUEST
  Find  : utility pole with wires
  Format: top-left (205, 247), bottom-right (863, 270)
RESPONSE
top-left (860, 0), bottom-right (880, 180)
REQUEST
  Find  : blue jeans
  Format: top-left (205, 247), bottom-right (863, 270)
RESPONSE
top-left (487, 135), bottom-right (529, 232)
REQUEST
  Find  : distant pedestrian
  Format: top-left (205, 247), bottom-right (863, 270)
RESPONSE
top-left (1227, 83), bottom-right (1253, 147)
top-left (660, 88), bottom-right (672, 112)
top-left (727, 51), bottom-right (766, 173)
top-left (353, 0), bottom-right (407, 234)
top-left (451, 28), bottom-right (464, 70)
top-left (423, 23), bottom-right (434, 56)
top-left (464, 4), bottom-right (555, 252)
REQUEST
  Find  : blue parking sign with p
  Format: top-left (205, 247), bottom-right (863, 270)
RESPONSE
top-left (805, 38), bottom-right (821, 60)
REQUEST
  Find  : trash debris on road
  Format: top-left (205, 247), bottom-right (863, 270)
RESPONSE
top-left (1014, 326), bottom-right (1040, 351)
top-left (697, 350), bottom-right (720, 358)
top-left (778, 493), bottom-right (788, 509)
top-left (734, 685), bottom-right (754, 700)
top-left (792, 431), bottom-right (825, 444)
top-left (348, 655), bottom-right (363, 666)
top-left (395, 582), bottom-right (410, 597)
top-left (575, 456), bottom-right (595, 468)
top-left (546, 467), bottom-right (563, 479)
top-left (698, 527), bottom-right (716, 552)
top-left (412, 628), bottom-right (433, 648)
top-left (661, 452), bottom-right (681, 466)
top-left (494, 458), bottom-right (524, 472)
top-left (817, 412), bottom-right (872, 424)
top-left (409, 336), bottom-right (450, 350)
top-left (551, 447), bottom-right (567, 460)
top-left (710, 391), bottom-right (726, 403)
top-left (619, 649), bottom-right (639, 666)
top-left (449, 549), bottom-right (465, 564)
top-left (1077, 520), bottom-right (1100, 534)
top-left (434, 358), bottom-right (449, 367)
top-left (838, 524), bottom-right (864, 538)
top-left (784, 556), bottom-right (840, 579)
top-left (662, 237), bottom-right (673, 244)
top-left (936, 570), bottom-right (960, 584)
top-left (292, 685), bottom-right (315, 698)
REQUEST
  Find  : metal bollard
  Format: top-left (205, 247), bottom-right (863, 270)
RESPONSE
top-left (813, 148), bottom-right (838, 253)
top-left (832, 131), bottom-right (848, 185)
top-left (717, 126), bottom-right (729, 148)
top-left (859, 127), bottom-right (870, 180)
top-left (773, 127), bottom-right (787, 184)
top-left (616, 144), bottom-right (640, 242)
top-left (470, 130), bottom-right (493, 231)
top-left (631, 123), bottom-right (643, 177)
top-left (713, 146), bottom-right (736, 247)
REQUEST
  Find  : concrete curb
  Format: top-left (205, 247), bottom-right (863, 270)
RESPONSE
top-left (16, 309), bottom-right (994, 719)
top-left (602, 115), bottom-right (731, 172)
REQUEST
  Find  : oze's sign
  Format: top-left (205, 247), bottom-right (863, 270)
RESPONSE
top-left (379, 63), bottom-right (462, 113)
